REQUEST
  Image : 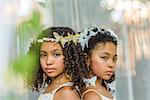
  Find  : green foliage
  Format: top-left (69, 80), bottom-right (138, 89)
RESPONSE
top-left (11, 53), bottom-right (38, 86)
top-left (17, 10), bottom-right (42, 37)
top-left (17, 9), bottom-right (43, 55)
top-left (11, 9), bottom-right (43, 84)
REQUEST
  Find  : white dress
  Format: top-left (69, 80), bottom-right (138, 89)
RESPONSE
top-left (82, 76), bottom-right (115, 100)
top-left (38, 82), bottom-right (73, 100)
top-left (81, 89), bottom-right (114, 100)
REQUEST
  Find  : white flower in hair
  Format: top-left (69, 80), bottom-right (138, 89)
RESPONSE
top-left (37, 31), bottom-right (82, 48)
top-left (37, 38), bottom-right (56, 43)
top-left (72, 34), bottom-right (80, 44)
top-left (53, 32), bottom-right (64, 42)
top-left (83, 76), bottom-right (97, 87)
top-left (106, 29), bottom-right (118, 40)
top-left (69, 33), bottom-right (80, 45)
top-left (89, 29), bottom-right (97, 37)
top-left (37, 39), bottom-right (43, 43)
top-left (53, 32), bottom-right (71, 48)
top-left (79, 27), bottom-right (118, 50)
top-left (79, 28), bottom-right (97, 50)
top-left (37, 32), bottom-right (62, 43)
top-left (79, 28), bottom-right (88, 49)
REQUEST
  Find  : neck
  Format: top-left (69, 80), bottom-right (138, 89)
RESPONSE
top-left (51, 73), bottom-right (71, 86)
top-left (89, 73), bottom-right (103, 86)
top-left (96, 77), bottom-right (108, 90)
top-left (44, 73), bottom-right (71, 94)
top-left (95, 77), bottom-right (102, 86)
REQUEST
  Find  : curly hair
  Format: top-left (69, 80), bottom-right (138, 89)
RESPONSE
top-left (83, 27), bottom-right (118, 85)
top-left (27, 27), bottom-right (88, 93)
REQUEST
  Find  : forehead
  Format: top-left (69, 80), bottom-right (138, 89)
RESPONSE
top-left (40, 41), bottom-right (62, 51)
top-left (92, 42), bottom-right (117, 54)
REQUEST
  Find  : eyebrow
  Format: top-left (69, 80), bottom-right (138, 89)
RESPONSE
top-left (40, 50), bottom-right (46, 53)
top-left (101, 52), bottom-right (117, 57)
top-left (53, 49), bottom-right (62, 52)
top-left (101, 52), bottom-right (110, 55)
top-left (40, 49), bottom-right (62, 53)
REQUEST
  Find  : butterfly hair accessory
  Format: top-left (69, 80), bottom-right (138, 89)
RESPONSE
top-left (37, 32), bottom-right (80, 48)
top-left (79, 27), bottom-right (118, 50)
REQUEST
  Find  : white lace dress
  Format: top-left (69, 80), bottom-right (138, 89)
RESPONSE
top-left (38, 82), bottom-right (73, 100)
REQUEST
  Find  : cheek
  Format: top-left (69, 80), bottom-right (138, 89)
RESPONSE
top-left (57, 57), bottom-right (65, 68)
top-left (59, 62), bottom-right (65, 69)
top-left (57, 58), bottom-right (65, 73)
top-left (40, 59), bottom-right (46, 68)
top-left (91, 63), bottom-right (102, 74)
top-left (90, 58), bottom-right (104, 74)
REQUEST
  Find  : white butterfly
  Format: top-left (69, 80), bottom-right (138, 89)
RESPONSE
top-left (83, 76), bottom-right (97, 87)
top-left (53, 32), bottom-right (63, 43)
top-left (53, 32), bottom-right (70, 48)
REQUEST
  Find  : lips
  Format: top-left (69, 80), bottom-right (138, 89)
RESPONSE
top-left (106, 71), bottom-right (114, 76)
top-left (45, 68), bottom-right (55, 73)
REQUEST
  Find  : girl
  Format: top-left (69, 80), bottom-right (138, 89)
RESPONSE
top-left (79, 27), bottom-right (118, 100)
top-left (26, 27), bottom-right (88, 100)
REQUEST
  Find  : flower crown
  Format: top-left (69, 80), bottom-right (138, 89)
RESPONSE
top-left (79, 27), bottom-right (118, 50)
top-left (37, 32), bottom-right (80, 48)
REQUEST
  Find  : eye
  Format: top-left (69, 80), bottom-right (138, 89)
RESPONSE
top-left (113, 57), bottom-right (117, 62)
top-left (54, 52), bottom-right (61, 57)
top-left (40, 53), bottom-right (46, 58)
top-left (101, 56), bottom-right (108, 61)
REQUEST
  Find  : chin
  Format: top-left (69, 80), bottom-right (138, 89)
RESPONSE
top-left (47, 73), bottom-right (57, 78)
top-left (103, 76), bottom-right (112, 80)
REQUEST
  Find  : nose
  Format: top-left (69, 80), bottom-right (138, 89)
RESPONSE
top-left (46, 56), bottom-right (54, 65)
top-left (108, 60), bottom-right (116, 68)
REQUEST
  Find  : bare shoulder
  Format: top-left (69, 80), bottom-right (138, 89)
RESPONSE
top-left (54, 86), bottom-right (80, 100)
top-left (82, 90), bottom-right (102, 100)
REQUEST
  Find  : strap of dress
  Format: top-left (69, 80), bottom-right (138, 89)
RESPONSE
top-left (52, 82), bottom-right (73, 94)
top-left (38, 82), bottom-right (73, 100)
top-left (81, 89), bottom-right (98, 99)
top-left (81, 89), bottom-right (112, 100)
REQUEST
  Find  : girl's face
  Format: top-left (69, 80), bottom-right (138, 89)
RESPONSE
top-left (40, 41), bottom-right (65, 78)
top-left (89, 42), bottom-right (117, 80)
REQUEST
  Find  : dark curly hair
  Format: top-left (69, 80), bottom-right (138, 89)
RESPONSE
top-left (27, 27), bottom-right (88, 93)
top-left (82, 27), bottom-right (118, 85)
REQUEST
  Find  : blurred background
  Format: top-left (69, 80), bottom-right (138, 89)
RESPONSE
top-left (0, 0), bottom-right (150, 100)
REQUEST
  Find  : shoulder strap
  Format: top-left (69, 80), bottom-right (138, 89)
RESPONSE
top-left (81, 89), bottom-right (100, 98)
top-left (53, 82), bottom-right (73, 94)
top-left (81, 89), bottom-right (112, 100)
top-left (38, 82), bottom-right (73, 100)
